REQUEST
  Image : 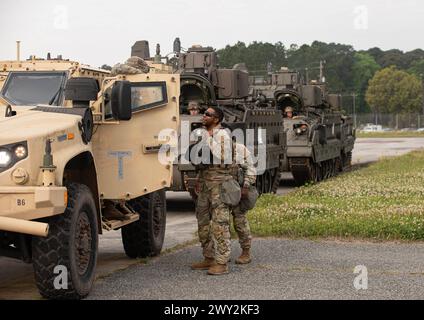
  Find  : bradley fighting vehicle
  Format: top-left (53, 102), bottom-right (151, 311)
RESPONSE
top-left (130, 39), bottom-right (287, 197)
top-left (0, 44), bottom-right (179, 299)
top-left (250, 67), bottom-right (355, 185)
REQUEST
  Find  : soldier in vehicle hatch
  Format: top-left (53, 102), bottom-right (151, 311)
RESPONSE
top-left (187, 101), bottom-right (201, 116)
top-left (284, 106), bottom-right (294, 119)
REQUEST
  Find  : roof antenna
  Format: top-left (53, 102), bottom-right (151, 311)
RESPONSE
top-left (173, 37), bottom-right (181, 54)
top-left (16, 41), bottom-right (21, 62)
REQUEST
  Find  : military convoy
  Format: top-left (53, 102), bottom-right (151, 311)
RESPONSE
top-left (250, 67), bottom-right (356, 185)
top-left (0, 47), bottom-right (179, 299)
top-left (0, 40), bottom-right (356, 300)
top-left (130, 40), bottom-right (287, 198)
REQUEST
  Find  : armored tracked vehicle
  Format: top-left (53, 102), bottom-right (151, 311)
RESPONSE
top-left (0, 48), bottom-right (179, 299)
top-left (250, 67), bottom-right (355, 185)
top-left (136, 40), bottom-right (286, 197)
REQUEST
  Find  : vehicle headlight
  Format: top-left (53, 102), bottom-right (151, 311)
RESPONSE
top-left (0, 141), bottom-right (28, 172)
top-left (14, 145), bottom-right (27, 159)
top-left (0, 150), bottom-right (12, 167)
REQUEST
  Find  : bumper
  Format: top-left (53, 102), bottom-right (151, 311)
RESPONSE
top-left (0, 186), bottom-right (67, 236)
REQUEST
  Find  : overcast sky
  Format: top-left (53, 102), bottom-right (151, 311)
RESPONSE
top-left (0, 0), bottom-right (423, 67)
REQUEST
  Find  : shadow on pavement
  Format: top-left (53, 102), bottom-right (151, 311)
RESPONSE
top-left (166, 197), bottom-right (195, 212)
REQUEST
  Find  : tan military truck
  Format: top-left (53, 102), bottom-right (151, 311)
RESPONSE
top-left (0, 53), bottom-right (179, 299)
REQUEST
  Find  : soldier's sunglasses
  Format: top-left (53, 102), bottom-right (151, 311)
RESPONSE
top-left (203, 111), bottom-right (217, 118)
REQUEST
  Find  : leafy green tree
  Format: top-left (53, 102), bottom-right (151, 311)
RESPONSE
top-left (351, 53), bottom-right (380, 112)
top-left (376, 49), bottom-right (404, 68)
top-left (408, 59), bottom-right (424, 77)
top-left (366, 48), bottom-right (424, 70)
top-left (366, 67), bottom-right (423, 115)
top-left (286, 41), bottom-right (355, 93)
top-left (217, 41), bottom-right (287, 74)
top-left (403, 49), bottom-right (424, 69)
top-left (217, 41), bottom-right (247, 69)
top-left (393, 73), bottom-right (423, 113)
top-left (365, 47), bottom-right (384, 65)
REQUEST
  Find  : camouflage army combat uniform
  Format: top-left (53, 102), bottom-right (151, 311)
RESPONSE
top-left (110, 56), bottom-right (150, 76)
top-left (194, 125), bottom-right (239, 274)
top-left (231, 143), bottom-right (257, 263)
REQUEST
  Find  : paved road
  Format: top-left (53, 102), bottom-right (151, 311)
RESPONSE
top-left (0, 209), bottom-right (198, 300)
top-left (352, 137), bottom-right (424, 164)
top-left (88, 239), bottom-right (424, 300)
top-left (0, 137), bottom-right (423, 299)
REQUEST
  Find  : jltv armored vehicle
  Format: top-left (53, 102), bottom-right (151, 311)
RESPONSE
top-left (0, 51), bottom-right (179, 299)
top-left (250, 67), bottom-right (355, 185)
top-left (130, 40), bottom-right (286, 197)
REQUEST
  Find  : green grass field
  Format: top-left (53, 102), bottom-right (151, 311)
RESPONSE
top-left (248, 150), bottom-right (424, 241)
top-left (356, 131), bottom-right (424, 138)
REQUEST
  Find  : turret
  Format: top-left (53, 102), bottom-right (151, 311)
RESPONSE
top-left (176, 42), bottom-right (249, 104)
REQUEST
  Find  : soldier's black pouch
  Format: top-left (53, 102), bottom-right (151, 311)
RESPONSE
top-left (240, 186), bottom-right (259, 212)
top-left (221, 179), bottom-right (241, 206)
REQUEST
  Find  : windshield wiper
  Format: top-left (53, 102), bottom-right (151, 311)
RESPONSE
top-left (48, 86), bottom-right (62, 105)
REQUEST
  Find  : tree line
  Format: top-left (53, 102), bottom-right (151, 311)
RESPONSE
top-left (217, 41), bottom-right (424, 114)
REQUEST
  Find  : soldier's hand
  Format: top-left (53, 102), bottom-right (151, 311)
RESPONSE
top-left (195, 181), bottom-right (201, 194)
top-left (241, 186), bottom-right (249, 199)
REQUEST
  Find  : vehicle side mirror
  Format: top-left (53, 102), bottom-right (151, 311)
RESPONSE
top-left (111, 81), bottom-right (132, 121)
top-left (65, 77), bottom-right (100, 108)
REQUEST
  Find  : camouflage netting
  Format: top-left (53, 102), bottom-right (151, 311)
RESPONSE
top-left (110, 56), bottom-right (150, 76)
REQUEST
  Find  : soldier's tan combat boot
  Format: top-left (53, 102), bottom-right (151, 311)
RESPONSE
top-left (207, 263), bottom-right (229, 275)
top-left (235, 249), bottom-right (251, 264)
top-left (191, 258), bottom-right (215, 270)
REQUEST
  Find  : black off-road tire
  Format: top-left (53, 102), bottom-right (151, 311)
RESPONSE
top-left (32, 183), bottom-right (98, 300)
top-left (121, 190), bottom-right (166, 258)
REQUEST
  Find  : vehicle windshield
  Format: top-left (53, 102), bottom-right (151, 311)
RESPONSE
top-left (0, 71), bottom-right (67, 106)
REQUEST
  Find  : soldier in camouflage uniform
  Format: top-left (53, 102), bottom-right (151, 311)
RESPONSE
top-left (191, 106), bottom-right (237, 275)
top-left (231, 142), bottom-right (257, 264)
top-left (200, 142), bottom-right (257, 265)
